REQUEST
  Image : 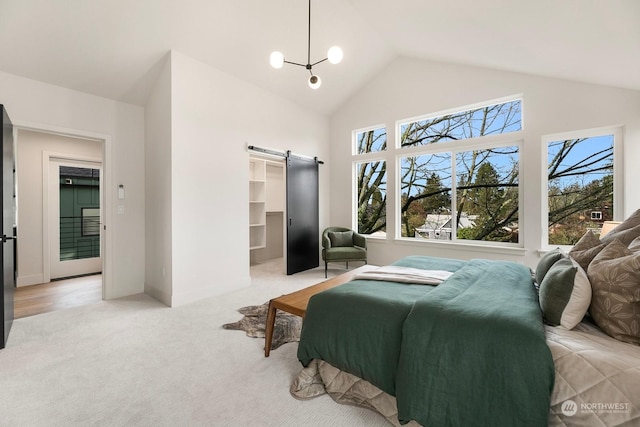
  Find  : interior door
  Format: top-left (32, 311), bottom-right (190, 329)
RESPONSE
top-left (1, 105), bottom-right (15, 349)
top-left (49, 159), bottom-right (102, 280)
top-left (286, 153), bottom-right (319, 275)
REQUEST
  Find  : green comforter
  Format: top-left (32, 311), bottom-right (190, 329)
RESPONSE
top-left (297, 256), bottom-right (554, 426)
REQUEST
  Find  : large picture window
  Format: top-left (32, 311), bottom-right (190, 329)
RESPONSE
top-left (398, 98), bottom-right (522, 244)
top-left (545, 129), bottom-right (619, 245)
top-left (400, 146), bottom-right (519, 243)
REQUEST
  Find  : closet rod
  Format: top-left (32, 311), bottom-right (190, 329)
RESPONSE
top-left (247, 145), bottom-right (324, 164)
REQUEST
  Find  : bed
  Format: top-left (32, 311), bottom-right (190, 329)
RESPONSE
top-left (291, 255), bottom-right (640, 426)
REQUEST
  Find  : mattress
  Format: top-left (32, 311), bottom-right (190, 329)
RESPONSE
top-left (292, 320), bottom-right (640, 426)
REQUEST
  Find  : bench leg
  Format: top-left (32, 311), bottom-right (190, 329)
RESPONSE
top-left (264, 300), bottom-right (277, 357)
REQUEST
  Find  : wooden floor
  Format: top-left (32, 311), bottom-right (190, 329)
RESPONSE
top-left (14, 275), bottom-right (103, 319)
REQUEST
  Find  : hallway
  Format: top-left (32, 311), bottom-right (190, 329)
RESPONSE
top-left (14, 275), bottom-right (102, 319)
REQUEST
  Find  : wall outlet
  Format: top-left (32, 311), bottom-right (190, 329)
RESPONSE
top-left (117, 205), bottom-right (125, 215)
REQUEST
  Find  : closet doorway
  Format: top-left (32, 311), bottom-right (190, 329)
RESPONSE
top-left (250, 156), bottom-right (285, 270)
top-left (249, 151), bottom-right (320, 275)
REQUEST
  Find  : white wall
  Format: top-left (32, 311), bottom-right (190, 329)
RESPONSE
top-left (144, 55), bottom-right (173, 305)
top-left (0, 71), bottom-right (145, 299)
top-left (145, 51), bottom-right (330, 307)
top-left (16, 129), bottom-right (102, 286)
top-left (330, 57), bottom-right (640, 269)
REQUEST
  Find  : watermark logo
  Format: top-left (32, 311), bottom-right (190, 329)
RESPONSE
top-left (561, 400), bottom-right (630, 417)
top-left (561, 400), bottom-right (578, 416)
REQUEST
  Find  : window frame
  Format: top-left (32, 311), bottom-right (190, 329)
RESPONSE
top-left (541, 125), bottom-right (624, 250)
top-left (396, 96), bottom-right (524, 150)
top-left (352, 124), bottom-right (388, 238)
top-left (353, 124), bottom-right (387, 155)
top-left (395, 138), bottom-right (523, 247)
top-left (394, 95), bottom-right (524, 248)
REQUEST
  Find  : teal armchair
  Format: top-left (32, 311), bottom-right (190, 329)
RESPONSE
top-left (322, 227), bottom-right (367, 278)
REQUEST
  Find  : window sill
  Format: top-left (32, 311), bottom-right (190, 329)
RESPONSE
top-left (392, 237), bottom-right (527, 256)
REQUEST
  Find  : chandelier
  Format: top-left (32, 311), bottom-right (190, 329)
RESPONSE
top-left (269, 0), bottom-right (343, 89)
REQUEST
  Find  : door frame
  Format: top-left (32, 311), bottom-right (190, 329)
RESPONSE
top-left (46, 156), bottom-right (103, 280)
top-left (14, 122), bottom-right (112, 300)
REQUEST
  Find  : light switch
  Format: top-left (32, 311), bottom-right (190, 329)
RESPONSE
top-left (118, 184), bottom-right (125, 199)
top-left (117, 205), bottom-right (125, 215)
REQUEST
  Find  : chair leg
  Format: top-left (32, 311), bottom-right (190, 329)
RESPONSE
top-left (346, 261), bottom-right (349, 269)
top-left (325, 261), bottom-right (328, 278)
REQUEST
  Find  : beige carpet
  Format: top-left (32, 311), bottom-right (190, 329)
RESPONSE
top-left (0, 259), bottom-right (388, 426)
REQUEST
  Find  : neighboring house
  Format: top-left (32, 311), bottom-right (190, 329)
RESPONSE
top-left (415, 214), bottom-right (477, 240)
top-left (586, 207), bottom-right (613, 223)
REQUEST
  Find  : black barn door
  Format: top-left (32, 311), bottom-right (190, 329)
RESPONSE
top-left (286, 153), bottom-right (319, 275)
top-left (1, 105), bottom-right (15, 349)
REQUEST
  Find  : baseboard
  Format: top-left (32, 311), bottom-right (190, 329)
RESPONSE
top-left (144, 285), bottom-right (172, 307)
top-left (170, 276), bottom-right (251, 307)
top-left (17, 274), bottom-right (46, 287)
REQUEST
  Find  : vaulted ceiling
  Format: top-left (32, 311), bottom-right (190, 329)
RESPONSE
top-left (0, 0), bottom-right (638, 115)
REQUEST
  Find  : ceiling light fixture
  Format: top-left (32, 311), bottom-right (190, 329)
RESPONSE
top-left (269, 0), bottom-right (343, 89)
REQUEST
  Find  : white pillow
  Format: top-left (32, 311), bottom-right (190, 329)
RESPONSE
top-left (628, 236), bottom-right (640, 252)
top-left (538, 257), bottom-right (592, 329)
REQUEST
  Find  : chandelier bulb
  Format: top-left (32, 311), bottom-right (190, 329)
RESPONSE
top-left (327, 46), bottom-right (343, 64)
top-left (308, 74), bottom-right (321, 89)
top-left (270, 51), bottom-right (284, 69)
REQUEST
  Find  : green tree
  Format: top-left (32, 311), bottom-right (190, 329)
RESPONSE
top-left (455, 161), bottom-right (518, 242)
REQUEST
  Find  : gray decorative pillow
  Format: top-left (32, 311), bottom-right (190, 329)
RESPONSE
top-left (328, 231), bottom-right (354, 247)
top-left (535, 248), bottom-right (565, 284)
top-left (601, 209), bottom-right (640, 238)
top-left (568, 230), bottom-right (606, 272)
top-left (539, 257), bottom-right (591, 329)
top-left (587, 239), bottom-right (640, 346)
top-left (601, 223), bottom-right (640, 246)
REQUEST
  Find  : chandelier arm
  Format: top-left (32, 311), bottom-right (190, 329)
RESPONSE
top-left (310, 57), bottom-right (328, 67)
top-left (283, 60), bottom-right (307, 68)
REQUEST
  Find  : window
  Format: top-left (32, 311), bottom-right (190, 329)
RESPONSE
top-left (355, 126), bottom-right (386, 154)
top-left (356, 160), bottom-right (387, 235)
top-left (398, 98), bottom-right (522, 244)
top-left (545, 129), bottom-right (620, 246)
top-left (81, 207), bottom-right (100, 236)
top-left (354, 126), bottom-right (387, 236)
top-left (399, 99), bottom-right (521, 148)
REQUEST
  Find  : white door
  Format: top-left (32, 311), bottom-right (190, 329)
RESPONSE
top-left (49, 159), bottom-right (102, 279)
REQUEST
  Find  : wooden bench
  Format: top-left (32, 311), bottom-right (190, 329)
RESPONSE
top-left (264, 264), bottom-right (376, 357)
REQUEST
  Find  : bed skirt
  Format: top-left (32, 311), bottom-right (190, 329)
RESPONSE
top-left (291, 358), bottom-right (419, 427)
